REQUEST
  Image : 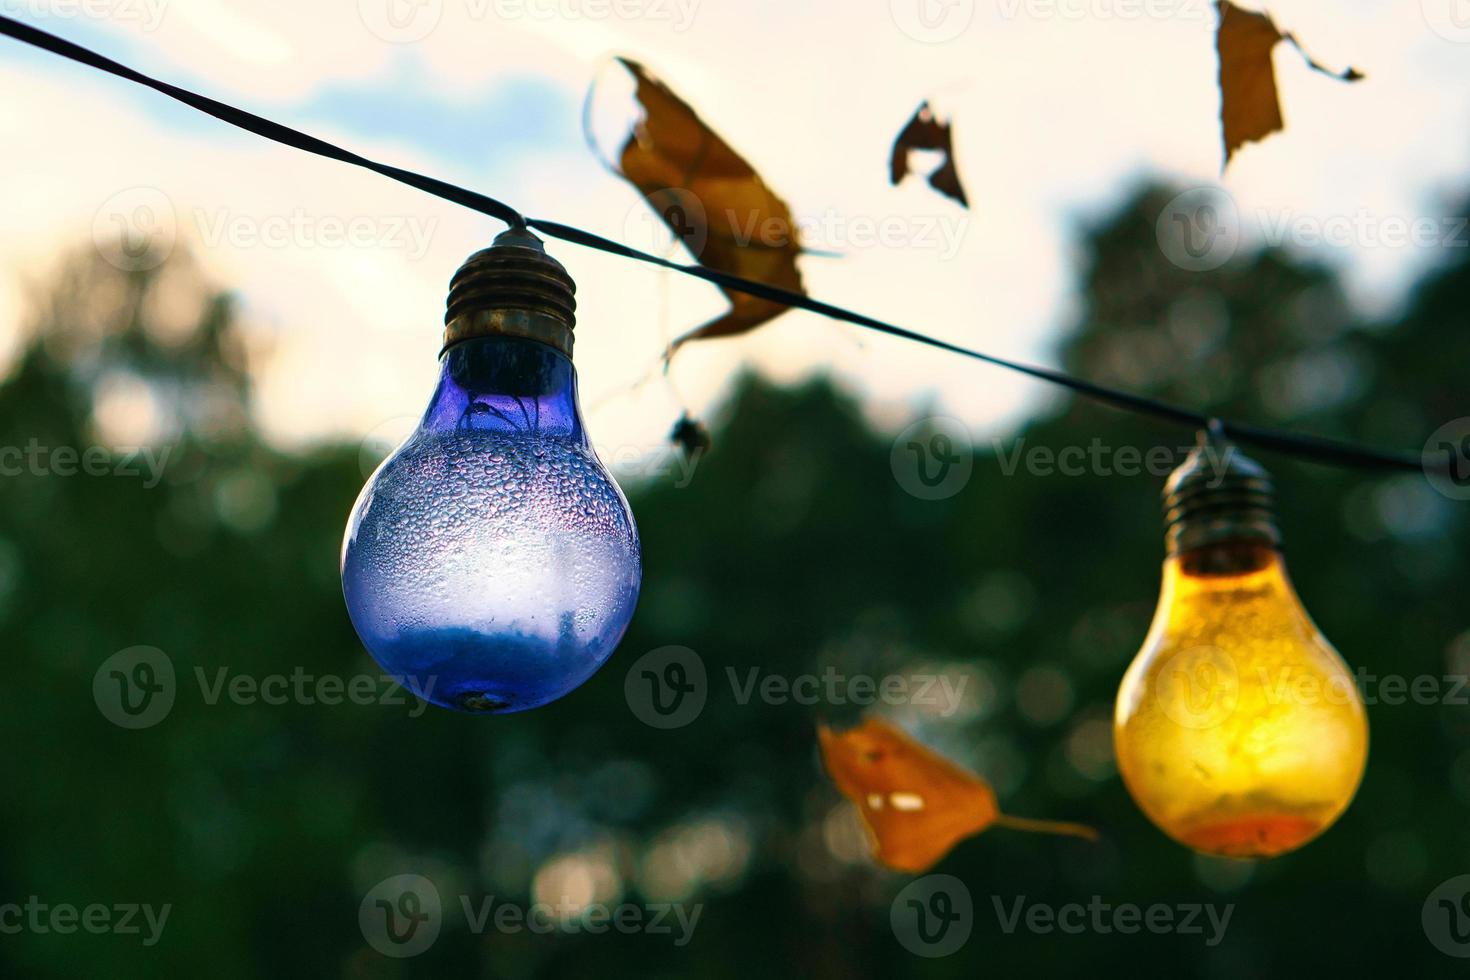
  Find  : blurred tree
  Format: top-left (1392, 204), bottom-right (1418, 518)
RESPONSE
top-left (0, 183), bottom-right (1465, 979)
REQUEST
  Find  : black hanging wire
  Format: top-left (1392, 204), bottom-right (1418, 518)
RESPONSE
top-left (0, 13), bottom-right (1452, 476)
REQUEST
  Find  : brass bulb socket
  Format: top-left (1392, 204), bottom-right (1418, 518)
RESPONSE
top-left (1163, 433), bottom-right (1281, 556)
top-left (443, 228), bottom-right (577, 358)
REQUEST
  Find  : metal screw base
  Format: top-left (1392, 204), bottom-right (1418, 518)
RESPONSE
top-left (443, 228), bottom-right (577, 357)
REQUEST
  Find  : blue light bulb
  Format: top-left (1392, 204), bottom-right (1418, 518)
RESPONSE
top-left (341, 230), bottom-right (640, 713)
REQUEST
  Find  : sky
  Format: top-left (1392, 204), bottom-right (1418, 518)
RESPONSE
top-left (2, 0), bottom-right (1469, 471)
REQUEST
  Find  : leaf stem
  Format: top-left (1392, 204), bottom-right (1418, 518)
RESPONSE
top-left (992, 813), bottom-right (1100, 842)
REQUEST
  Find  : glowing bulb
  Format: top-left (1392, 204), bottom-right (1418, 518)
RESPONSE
top-left (1114, 434), bottom-right (1367, 858)
top-left (341, 229), bottom-right (641, 713)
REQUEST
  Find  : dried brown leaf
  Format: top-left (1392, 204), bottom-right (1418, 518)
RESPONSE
top-left (1216, 1), bottom-right (1364, 168)
top-left (613, 57), bottom-right (805, 350)
top-left (889, 101), bottom-right (969, 208)
top-left (819, 717), bottom-right (1097, 874)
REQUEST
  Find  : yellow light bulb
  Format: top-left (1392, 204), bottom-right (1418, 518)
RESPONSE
top-left (1114, 437), bottom-right (1367, 858)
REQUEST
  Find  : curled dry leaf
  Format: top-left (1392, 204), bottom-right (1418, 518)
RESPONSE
top-left (819, 716), bottom-right (1097, 873)
top-left (889, 101), bottom-right (969, 208)
top-left (613, 57), bottom-right (806, 351)
top-left (1216, 1), bottom-right (1364, 169)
